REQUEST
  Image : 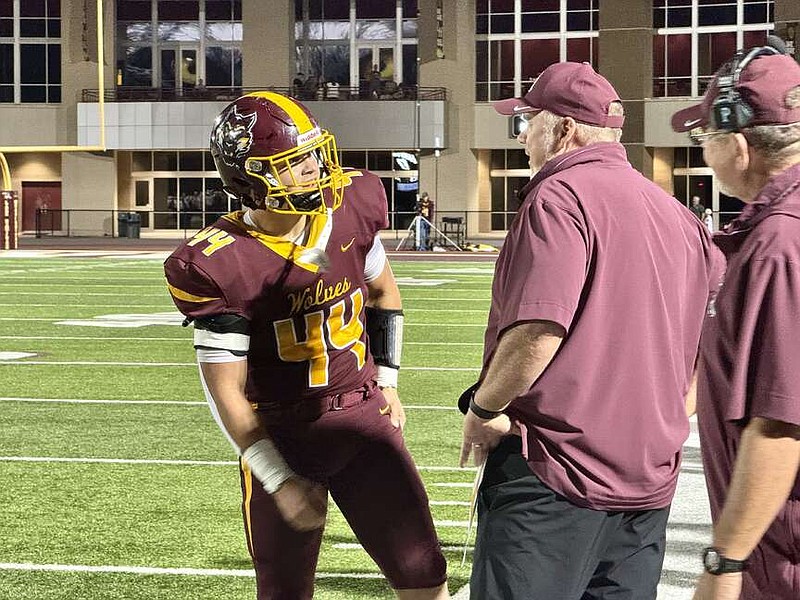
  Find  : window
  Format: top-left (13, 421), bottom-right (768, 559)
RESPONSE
top-left (476, 0), bottom-right (599, 102)
top-left (116, 0), bottom-right (242, 88)
top-left (0, 0), bottom-right (61, 103)
top-left (489, 149), bottom-right (528, 230)
top-left (132, 150), bottom-right (239, 231)
top-left (653, 0), bottom-right (774, 97)
top-left (295, 0), bottom-right (418, 90)
top-left (339, 150), bottom-right (418, 229)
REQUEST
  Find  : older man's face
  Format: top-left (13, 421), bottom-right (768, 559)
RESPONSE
top-left (701, 133), bottom-right (742, 199)
top-left (516, 109), bottom-right (551, 175)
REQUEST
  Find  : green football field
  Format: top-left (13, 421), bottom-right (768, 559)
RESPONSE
top-left (0, 254), bottom-right (495, 599)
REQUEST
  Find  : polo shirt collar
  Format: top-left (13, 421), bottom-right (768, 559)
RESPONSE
top-left (519, 142), bottom-right (628, 200)
top-left (714, 162), bottom-right (800, 255)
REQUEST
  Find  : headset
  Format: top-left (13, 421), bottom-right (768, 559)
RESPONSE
top-left (711, 40), bottom-right (784, 132)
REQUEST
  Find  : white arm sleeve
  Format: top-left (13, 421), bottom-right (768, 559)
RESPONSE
top-left (364, 235), bottom-right (387, 283)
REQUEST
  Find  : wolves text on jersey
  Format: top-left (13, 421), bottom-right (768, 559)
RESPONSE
top-left (288, 276), bottom-right (353, 315)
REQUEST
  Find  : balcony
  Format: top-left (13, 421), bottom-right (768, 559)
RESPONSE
top-left (78, 85), bottom-right (448, 151)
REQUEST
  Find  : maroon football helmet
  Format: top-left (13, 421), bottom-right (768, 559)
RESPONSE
top-left (210, 92), bottom-right (345, 214)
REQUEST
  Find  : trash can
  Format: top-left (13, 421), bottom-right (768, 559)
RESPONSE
top-left (127, 212), bottom-right (141, 239)
top-left (117, 212), bottom-right (129, 238)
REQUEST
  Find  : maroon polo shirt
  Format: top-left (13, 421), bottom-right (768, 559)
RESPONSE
top-left (484, 142), bottom-right (722, 510)
top-left (698, 162), bottom-right (800, 519)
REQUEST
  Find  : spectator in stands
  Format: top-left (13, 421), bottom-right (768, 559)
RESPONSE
top-left (292, 72), bottom-right (305, 98)
top-left (325, 80), bottom-right (340, 100)
top-left (459, 61), bottom-right (722, 599)
top-left (368, 67), bottom-right (382, 99)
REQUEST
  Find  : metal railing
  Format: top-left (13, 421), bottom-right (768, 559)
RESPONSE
top-left (33, 208), bottom-right (506, 240)
top-left (33, 207), bottom-right (740, 240)
top-left (81, 85), bottom-right (448, 103)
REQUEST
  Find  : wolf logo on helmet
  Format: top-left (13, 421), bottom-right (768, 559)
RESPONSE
top-left (210, 92), bottom-right (345, 215)
top-left (213, 107), bottom-right (258, 166)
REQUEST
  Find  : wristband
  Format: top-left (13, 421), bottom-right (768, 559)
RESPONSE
top-left (376, 364), bottom-right (399, 388)
top-left (469, 396), bottom-right (503, 420)
top-left (241, 438), bottom-right (295, 494)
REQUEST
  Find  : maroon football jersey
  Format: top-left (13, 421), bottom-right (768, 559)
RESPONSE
top-left (164, 168), bottom-right (389, 405)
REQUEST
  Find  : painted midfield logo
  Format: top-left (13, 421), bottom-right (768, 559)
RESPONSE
top-left (214, 107), bottom-right (257, 165)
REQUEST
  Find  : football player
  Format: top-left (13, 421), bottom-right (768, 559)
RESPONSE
top-left (164, 92), bottom-right (449, 599)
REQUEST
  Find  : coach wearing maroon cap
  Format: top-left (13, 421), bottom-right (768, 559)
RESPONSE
top-left (459, 61), bottom-right (722, 598)
top-left (672, 48), bottom-right (800, 600)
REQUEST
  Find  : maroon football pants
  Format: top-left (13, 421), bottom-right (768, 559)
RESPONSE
top-left (238, 386), bottom-right (447, 599)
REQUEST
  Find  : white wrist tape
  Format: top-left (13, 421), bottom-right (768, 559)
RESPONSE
top-left (241, 438), bottom-right (295, 494)
top-left (376, 364), bottom-right (399, 388)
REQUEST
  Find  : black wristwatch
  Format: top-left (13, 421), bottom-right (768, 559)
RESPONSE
top-left (702, 546), bottom-right (748, 575)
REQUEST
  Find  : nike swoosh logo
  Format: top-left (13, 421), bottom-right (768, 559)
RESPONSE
top-left (512, 105), bottom-right (530, 113)
top-left (684, 118), bottom-right (702, 128)
top-left (379, 403), bottom-right (392, 415)
top-left (340, 237), bottom-right (356, 252)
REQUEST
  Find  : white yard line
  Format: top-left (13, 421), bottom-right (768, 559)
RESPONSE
top-left (0, 304), bottom-right (487, 313)
top-left (0, 562), bottom-right (384, 579)
top-left (0, 397), bottom-right (460, 411)
top-left (0, 455), bottom-right (474, 474)
top-left (0, 336), bottom-right (483, 346)
top-left (0, 317), bottom-right (486, 327)
top-left (0, 304), bottom-right (172, 308)
top-left (0, 336), bottom-right (188, 341)
top-left (0, 397), bottom-right (206, 405)
top-left (0, 291), bottom-right (165, 297)
top-left (334, 543), bottom-right (472, 552)
top-left (0, 360), bottom-right (480, 370)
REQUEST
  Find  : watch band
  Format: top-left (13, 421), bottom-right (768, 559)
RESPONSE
top-left (702, 546), bottom-right (748, 575)
top-left (468, 396), bottom-right (503, 420)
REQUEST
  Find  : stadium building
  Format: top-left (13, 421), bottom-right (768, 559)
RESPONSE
top-left (0, 0), bottom-right (798, 240)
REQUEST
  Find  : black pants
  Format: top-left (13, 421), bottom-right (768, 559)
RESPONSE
top-left (471, 437), bottom-right (670, 600)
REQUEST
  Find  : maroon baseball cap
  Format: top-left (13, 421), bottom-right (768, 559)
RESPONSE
top-left (671, 54), bottom-right (800, 132)
top-left (492, 62), bottom-right (625, 128)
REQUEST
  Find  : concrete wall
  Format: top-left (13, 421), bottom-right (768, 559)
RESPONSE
top-left (5, 154), bottom-right (61, 191)
top-left (599, 0), bottom-right (653, 176)
top-left (77, 100), bottom-right (447, 151)
top-left (775, 0), bottom-right (800, 59)
top-left (418, 0), bottom-right (479, 234)
top-left (243, 0), bottom-right (294, 88)
top-left (0, 107), bottom-right (64, 146)
top-left (61, 152), bottom-right (117, 233)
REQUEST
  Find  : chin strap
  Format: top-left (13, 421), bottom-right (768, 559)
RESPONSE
top-left (299, 207), bottom-right (333, 270)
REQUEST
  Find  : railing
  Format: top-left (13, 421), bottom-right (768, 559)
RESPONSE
top-left (34, 208), bottom-right (739, 240)
top-left (33, 208), bottom-right (509, 240)
top-left (81, 85), bottom-right (448, 103)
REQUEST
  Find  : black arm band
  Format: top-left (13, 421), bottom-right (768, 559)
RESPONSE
top-left (365, 306), bottom-right (404, 370)
top-left (194, 313), bottom-right (250, 335)
top-left (469, 396), bottom-right (503, 420)
top-left (193, 313), bottom-right (251, 356)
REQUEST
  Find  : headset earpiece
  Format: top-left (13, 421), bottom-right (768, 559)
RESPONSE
top-left (710, 45), bottom-right (781, 132)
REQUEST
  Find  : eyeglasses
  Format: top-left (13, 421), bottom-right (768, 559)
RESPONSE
top-left (689, 128), bottom-right (731, 146)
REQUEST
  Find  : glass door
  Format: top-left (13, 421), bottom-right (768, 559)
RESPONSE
top-left (160, 46), bottom-right (199, 90)
top-left (180, 48), bottom-right (197, 89)
top-left (161, 49), bottom-right (176, 89)
top-left (134, 179), bottom-right (153, 230)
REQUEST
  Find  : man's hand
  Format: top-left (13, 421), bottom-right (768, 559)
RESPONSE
top-left (272, 476), bottom-right (328, 531)
top-left (692, 572), bottom-right (743, 600)
top-left (379, 386), bottom-right (406, 430)
top-left (460, 409), bottom-right (516, 468)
